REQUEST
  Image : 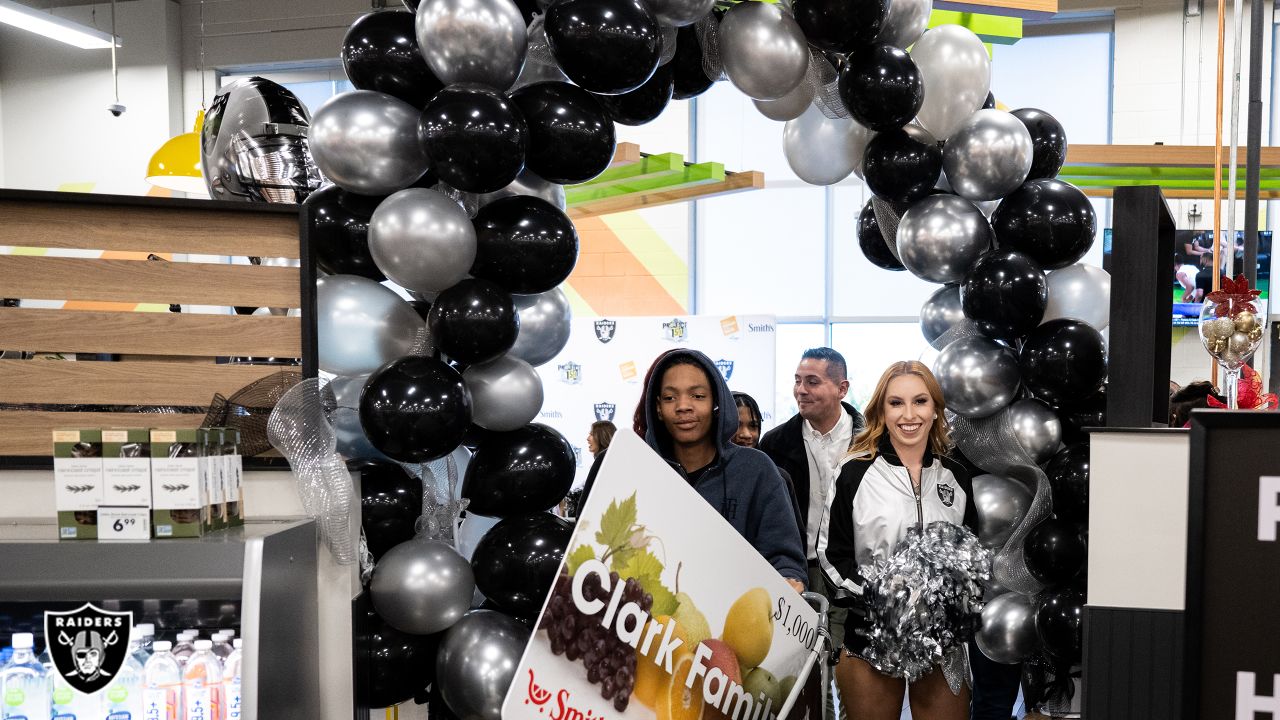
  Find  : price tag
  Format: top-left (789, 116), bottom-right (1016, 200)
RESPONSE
top-left (97, 507), bottom-right (151, 541)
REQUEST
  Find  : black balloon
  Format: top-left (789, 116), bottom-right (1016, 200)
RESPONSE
top-left (510, 81), bottom-right (616, 185)
top-left (355, 459), bottom-right (422, 560)
top-left (472, 196), bottom-right (579, 294)
top-left (1019, 319), bottom-right (1108, 406)
top-left (1047, 444), bottom-right (1090, 524)
top-left (1058, 385), bottom-right (1106, 444)
top-left (838, 45), bottom-right (923, 132)
top-left (428, 279), bottom-right (520, 365)
top-left (960, 249), bottom-right (1048, 339)
top-left (862, 125), bottom-right (943, 204)
top-left (983, 91), bottom-right (996, 109)
top-left (1024, 518), bottom-right (1086, 586)
top-left (596, 63), bottom-right (674, 126)
top-left (671, 25), bottom-right (715, 100)
top-left (857, 199), bottom-right (904, 270)
top-left (462, 423), bottom-right (576, 517)
top-left (991, 179), bottom-right (1097, 270)
top-left (359, 356), bottom-right (473, 463)
top-left (341, 11), bottom-right (444, 109)
top-left (792, 0), bottom-right (886, 52)
top-left (354, 593), bottom-right (439, 709)
top-left (305, 184), bottom-right (386, 281)
top-left (1034, 587), bottom-right (1085, 664)
top-left (418, 84), bottom-right (527, 194)
top-left (1012, 108), bottom-right (1068, 180)
top-left (471, 512), bottom-right (573, 617)
top-left (545, 0), bottom-right (662, 95)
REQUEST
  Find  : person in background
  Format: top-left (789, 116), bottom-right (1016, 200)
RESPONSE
top-left (643, 349), bottom-right (807, 591)
top-left (732, 391), bottom-right (805, 538)
top-left (573, 421), bottom-right (616, 519)
top-left (1170, 381), bottom-right (1225, 427)
top-left (818, 360), bottom-right (978, 720)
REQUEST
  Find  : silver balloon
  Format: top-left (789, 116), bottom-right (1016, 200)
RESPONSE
top-left (415, 0), bottom-right (527, 89)
top-left (1007, 399), bottom-right (1062, 465)
top-left (920, 284), bottom-right (966, 347)
top-left (911, 25), bottom-right (991, 140)
top-left (783, 104), bottom-right (873, 185)
top-left (437, 610), bottom-right (531, 720)
top-left (509, 288), bottom-right (572, 367)
top-left (476, 169), bottom-right (567, 212)
top-left (316, 274), bottom-right (426, 376)
top-left (310, 90), bottom-right (429, 196)
top-left (942, 110), bottom-right (1033, 202)
top-left (370, 538), bottom-right (476, 635)
top-left (718, 2), bottom-right (809, 100)
top-left (975, 592), bottom-right (1037, 664)
top-left (464, 355), bottom-right (545, 431)
top-left (874, 0), bottom-right (932, 49)
top-left (200, 77), bottom-right (322, 203)
top-left (972, 474), bottom-right (1032, 549)
top-left (933, 336), bottom-right (1020, 418)
top-left (650, 0), bottom-right (716, 27)
top-left (370, 188), bottom-right (478, 294)
top-left (896, 194), bottom-right (993, 283)
top-left (456, 512), bottom-right (500, 561)
top-left (328, 373), bottom-right (389, 460)
top-left (1043, 263), bottom-right (1111, 330)
top-left (755, 79), bottom-right (816, 122)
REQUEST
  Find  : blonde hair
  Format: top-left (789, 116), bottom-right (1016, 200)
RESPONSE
top-left (849, 361), bottom-right (952, 459)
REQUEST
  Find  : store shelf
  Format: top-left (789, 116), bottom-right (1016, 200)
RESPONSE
top-left (1063, 144), bottom-right (1280, 199)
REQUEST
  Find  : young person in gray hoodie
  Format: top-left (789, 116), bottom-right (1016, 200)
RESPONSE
top-left (641, 349), bottom-right (808, 591)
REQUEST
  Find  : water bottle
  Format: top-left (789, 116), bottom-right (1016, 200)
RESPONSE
top-left (182, 640), bottom-right (223, 720)
top-left (44, 640), bottom-right (99, 720)
top-left (0, 633), bottom-right (48, 720)
top-left (102, 643), bottom-right (145, 720)
top-left (134, 624), bottom-right (155, 661)
top-left (211, 632), bottom-right (233, 661)
top-left (223, 640), bottom-right (242, 720)
top-left (171, 632), bottom-right (197, 668)
top-left (143, 641), bottom-right (182, 720)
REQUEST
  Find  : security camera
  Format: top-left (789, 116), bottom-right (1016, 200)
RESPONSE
top-left (107, 103), bottom-right (126, 117)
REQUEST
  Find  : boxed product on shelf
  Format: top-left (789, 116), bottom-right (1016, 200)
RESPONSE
top-left (221, 428), bottom-right (244, 528)
top-left (150, 429), bottom-right (209, 538)
top-left (101, 429), bottom-right (152, 507)
top-left (200, 428), bottom-right (225, 531)
top-left (52, 429), bottom-right (103, 541)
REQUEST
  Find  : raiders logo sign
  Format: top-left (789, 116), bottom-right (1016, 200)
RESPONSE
top-left (557, 361), bottom-right (582, 385)
top-left (594, 402), bottom-right (617, 421)
top-left (714, 359), bottom-right (735, 380)
top-left (662, 318), bottom-right (688, 342)
top-left (44, 603), bottom-right (133, 695)
top-left (594, 319), bottom-right (617, 343)
top-left (936, 483), bottom-right (955, 507)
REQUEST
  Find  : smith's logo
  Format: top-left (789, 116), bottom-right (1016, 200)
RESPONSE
top-left (662, 318), bottom-right (688, 342)
top-left (44, 603), bottom-right (133, 695)
top-left (594, 402), bottom-right (617, 421)
top-left (748, 322), bottom-right (775, 333)
top-left (714, 359), bottom-right (735, 380)
top-left (557, 362), bottom-right (582, 384)
top-left (594, 319), bottom-right (617, 343)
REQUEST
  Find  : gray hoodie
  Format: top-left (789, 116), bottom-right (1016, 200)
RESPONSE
top-left (642, 349), bottom-right (808, 584)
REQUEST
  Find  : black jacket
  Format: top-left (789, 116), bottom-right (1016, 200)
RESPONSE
top-left (758, 401), bottom-right (865, 556)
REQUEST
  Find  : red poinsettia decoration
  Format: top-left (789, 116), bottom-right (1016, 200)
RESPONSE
top-left (1206, 274), bottom-right (1262, 317)
top-left (1206, 363), bottom-right (1279, 410)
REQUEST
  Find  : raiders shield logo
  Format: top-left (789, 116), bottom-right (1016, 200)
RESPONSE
top-left (594, 402), bottom-right (617, 421)
top-left (44, 603), bottom-right (133, 695)
top-left (714, 359), bottom-right (735, 380)
top-left (571, 445), bottom-right (583, 466)
top-left (557, 361), bottom-right (582, 384)
top-left (594, 319), bottom-right (617, 343)
top-left (936, 483), bottom-right (956, 507)
top-left (662, 318), bottom-right (688, 342)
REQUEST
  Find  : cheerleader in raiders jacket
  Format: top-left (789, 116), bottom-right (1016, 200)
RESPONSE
top-left (815, 361), bottom-right (978, 720)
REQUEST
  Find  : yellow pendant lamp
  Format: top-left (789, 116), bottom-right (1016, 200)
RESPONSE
top-left (146, 110), bottom-right (207, 195)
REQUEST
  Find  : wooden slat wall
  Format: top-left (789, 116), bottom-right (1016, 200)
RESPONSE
top-left (0, 308), bottom-right (302, 358)
top-left (0, 190), bottom-right (302, 457)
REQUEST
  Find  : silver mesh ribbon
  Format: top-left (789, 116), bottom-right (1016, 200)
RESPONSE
top-left (659, 25), bottom-right (679, 66)
top-left (267, 378), bottom-right (357, 565)
top-left (947, 408), bottom-right (1052, 596)
top-left (929, 319), bottom-right (984, 351)
top-left (526, 14), bottom-right (558, 68)
top-left (694, 13), bottom-right (726, 81)
top-left (871, 197), bottom-right (904, 261)
top-left (408, 454), bottom-right (465, 544)
top-left (435, 182), bottom-right (482, 219)
top-left (806, 50), bottom-right (848, 120)
top-left (942, 645), bottom-right (968, 695)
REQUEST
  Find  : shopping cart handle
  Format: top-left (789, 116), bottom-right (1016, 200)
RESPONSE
top-left (801, 591), bottom-right (829, 616)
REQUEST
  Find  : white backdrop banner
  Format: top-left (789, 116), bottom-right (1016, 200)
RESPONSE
top-left (535, 314), bottom-right (777, 488)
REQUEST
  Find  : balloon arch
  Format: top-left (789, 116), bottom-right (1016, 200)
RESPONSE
top-left (251, 0), bottom-right (1110, 712)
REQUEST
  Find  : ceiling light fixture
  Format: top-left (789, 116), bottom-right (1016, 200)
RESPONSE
top-left (0, 0), bottom-right (120, 50)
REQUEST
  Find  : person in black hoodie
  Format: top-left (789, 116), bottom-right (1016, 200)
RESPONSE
top-left (642, 349), bottom-right (807, 590)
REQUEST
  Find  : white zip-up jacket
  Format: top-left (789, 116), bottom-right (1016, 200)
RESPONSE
top-left (816, 435), bottom-right (979, 613)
